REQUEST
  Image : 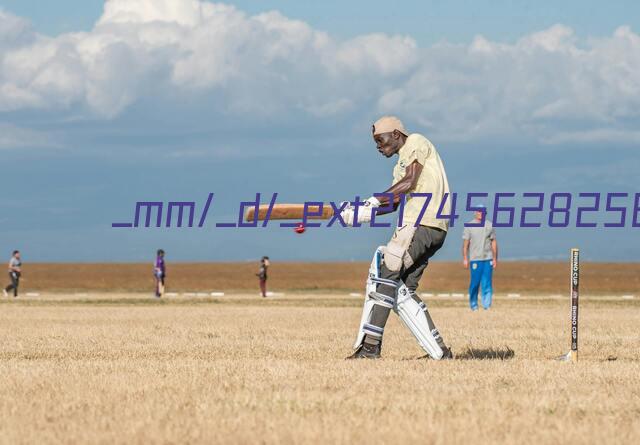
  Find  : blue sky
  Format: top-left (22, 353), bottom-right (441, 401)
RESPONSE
top-left (3, 0), bottom-right (640, 44)
top-left (0, 0), bottom-right (638, 262)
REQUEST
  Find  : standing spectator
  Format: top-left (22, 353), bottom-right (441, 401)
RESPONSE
top-left (4, 250), bottom-right (22, 298)
top-left (154, 249), bottom-right (166, 298)
top-left (257, 256), bottom-right (270, 298)
top-left (462, 207), bottom-right (498, 311)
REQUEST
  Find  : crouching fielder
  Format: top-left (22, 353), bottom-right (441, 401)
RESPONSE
top-left (343, 116), bottom-right (453, 360)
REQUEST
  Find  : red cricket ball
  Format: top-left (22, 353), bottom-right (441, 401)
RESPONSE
top-left (294, 222), bottom-right (306, 234)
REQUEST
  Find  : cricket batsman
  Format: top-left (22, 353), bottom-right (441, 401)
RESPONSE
top-left (343, 116), bottom-right (453, 360)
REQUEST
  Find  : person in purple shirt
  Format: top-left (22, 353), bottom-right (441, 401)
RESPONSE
top-left (154, 249), bottom-right (166, 298)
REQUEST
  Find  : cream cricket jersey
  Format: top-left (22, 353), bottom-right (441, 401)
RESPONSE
top-left (391, 133), bottom-right (451, 231)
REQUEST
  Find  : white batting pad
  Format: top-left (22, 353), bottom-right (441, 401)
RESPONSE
top-left (395, 284), bottom-right (444, 360)
top-left (353, 247), bottom-right (390, 349)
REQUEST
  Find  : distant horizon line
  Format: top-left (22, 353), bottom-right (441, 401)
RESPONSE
top-left (20, 259), bottom-right (640, 265)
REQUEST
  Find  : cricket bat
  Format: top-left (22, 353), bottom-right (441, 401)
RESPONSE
top-left (246, 204), bottom-right (335, 221)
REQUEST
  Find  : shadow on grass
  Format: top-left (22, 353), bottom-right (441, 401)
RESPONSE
top-left (456, 346), bottom-right (515, 360)
top-left (411, 346), bottom-right (515, 361)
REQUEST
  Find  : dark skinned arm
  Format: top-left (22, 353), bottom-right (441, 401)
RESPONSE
top-left (374, 160), bottom-right (423, 215)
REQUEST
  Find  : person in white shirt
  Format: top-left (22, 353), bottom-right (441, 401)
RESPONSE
top-left (462, 206), bottom-right (498, 310)
top-left (4, 250), bottom-right (22, 298)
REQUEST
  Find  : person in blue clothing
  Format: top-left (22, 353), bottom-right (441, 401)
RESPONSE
top-left (462, 206), bottom-right (498, 310)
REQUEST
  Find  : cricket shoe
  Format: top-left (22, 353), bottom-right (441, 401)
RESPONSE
top-left (441, 346), bottom-right (454, 359)
top-left (2, 289), bottom-right (7, 297)
top-left (346, 342), bottom-right (381, 359)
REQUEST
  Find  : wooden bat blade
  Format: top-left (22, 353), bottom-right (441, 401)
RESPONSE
top-left (246, 204), bottom-right (334, 221)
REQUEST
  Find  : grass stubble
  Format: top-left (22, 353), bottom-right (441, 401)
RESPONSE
top-left (0, 295), bottom-right (638, 444)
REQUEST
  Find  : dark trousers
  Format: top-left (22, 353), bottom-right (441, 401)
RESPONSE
top-left (6, 272), bottom-right (19, 297)
top-left (260, 279), bottom-right (267, 297)
top-left (155, 276), bottom-right (165, 297)
top-left (370, 226), bottom-right (447, 329)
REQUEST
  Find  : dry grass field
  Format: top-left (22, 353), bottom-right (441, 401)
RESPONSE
top-left (0, 293), bottom-right (639, 444)
top-left (21, 261), bottom-right (640, 294)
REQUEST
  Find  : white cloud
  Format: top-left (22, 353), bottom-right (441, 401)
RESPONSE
top-left (98, 0), bottom-right (210, 27)
top-left (0, 1), bottom-right (639, 145)
top-left (385, 24), bottom-right (640, 143)
top-left (334, 34), bottom-right (417, 76)
top-left (0, 1), bottom-right (416, 118)
top-left (0, 9), bottom-right (35, 49)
